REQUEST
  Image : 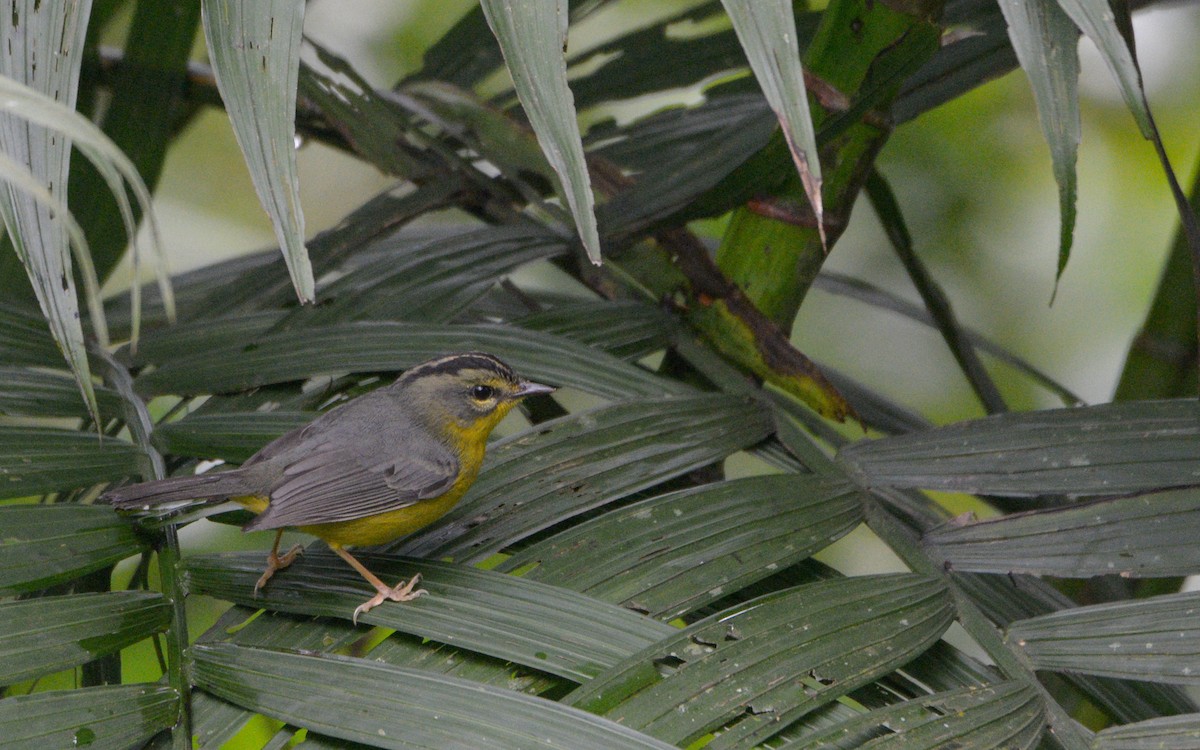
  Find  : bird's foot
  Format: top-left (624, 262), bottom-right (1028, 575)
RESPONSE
top-left (352, 573), bottom-right (427, 625)
top-left (253, 543), bottom-right (304, 597)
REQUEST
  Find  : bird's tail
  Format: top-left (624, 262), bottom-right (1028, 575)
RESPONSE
top-left (103, 471), bottom-right (252, 510)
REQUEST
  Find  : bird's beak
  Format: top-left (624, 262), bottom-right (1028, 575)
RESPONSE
top-left (515, 380), bottom-right (556, 398)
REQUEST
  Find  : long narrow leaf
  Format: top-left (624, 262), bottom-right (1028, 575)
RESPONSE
top-left (292, 224), bottom-right (567, 325)
top-left (0, 1), bottom-right (99, 420)
top-left (184, 551), bottom-right (673, 682)
top-left (838, 399), bottom-right (1200, 496)
top-left (152, 411), bottom-right (311, 463)
top-left (192, 642), bottom-right (679, 750)
top-left (133, 322), bottom-right (681, 400)
top-left (1052, 0), bottom-right (1150, 136)
top-left (203, 0), bottom-right (313, 301)
top-left (0, 684), bottom-right (178, 750)
top-left (0, 300), bottom-right (60, 366)
top-left (1094, 713), bottom-right (1200, 750)
top-left (0, 365), bottom-right (123, 418)
top-left (0, 591), bottom-right (170, 682)
top-left (0, 427), bottom-right (142, 500)
top-left (925, 489), bottom-right (1200, 577)
top-left (1008, 590), bottom-right (1200, 684)
top-left (514, 300), bottom-right (677, 359)
top-left (501, 475), bottom-right (863, 620)
top-left (722, 0), bottom-right (824, 245)
top-left (785, 681), bottom-right (1044, 750)
top-left (996, 0), bottom-right (1080, 284)
top-left (480, 0), bottom-right (602, 263)
top-left (565, 575), bottom-right (954, 748)
top-left (0, 505), bottom-right (141, 594)
top-left (0, 57), bottom-right (170, 362)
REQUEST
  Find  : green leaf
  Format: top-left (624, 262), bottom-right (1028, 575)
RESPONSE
top-left (70, 0), bottom-right (201, 284)
top-left (500, 475), bottom-right (863, 620)
top-left (893, 0), bottom-right (1015, 123)
top-left (108, 184), bottom-right (458, 335)
top-left (513, 300), bottom-right (678, 359)
top-left (192, 642), bottom-right (679, 749)
top-left (300, 44), bottom-right (446, 181)
top-left (1007, 590), bottom-right (1200, 684)
top-left (564, 575), bottom-right (954, 748)
top-left (1094, 714), bottom-right (1200, 750)
top-left (133, 322), bottom-right (680, 400)
top-left (598, 99), bottom-right (779, 241)
top-left (1052, 0), bottom-right (1151, 136)
top-left (152, 411), bottom-right (311, 463)
top-left (995, 0), bottom-right (1080, 284)
top-left (950, 572), bottom-right (1197, 724)
top-left (570, 5), bottom-right (789, 110)
top-left (722, 0), bottom-right (825, 245)
top-left (202, 0), bottom-right (313, 301)
top-left (184, 551), bottom-right (673, 682)
top-left (924, 489), bottom-right (1200, 578)
top-left (0, 591), bottom-right (170, 682)
top-left (396, 394), bottom-right (775, 562)
top-left (0, 684), bottom-right (178, 750)
top-left (0, 365), bottom-right (123, 418)
top-left (292, 224), bottom-right (567, 325)
top-left (838, 399), bottom-right (1200, 497)
top-left (0, 504), bottom-right (142, 594)
top-left (480, 0), bottom-right (602, 263)
top-left (0, 21), bottom-right (170, 373)
top-left (0, 427), bottom-right (142, 500)
top-left (408, 5), bottom-right (500, 88)
top-left (367, 631), bottom-right (564, 697)
top-left (125, 310), bottom-right (284, 367)
top-left (589, 92), bottom-right (769, 173)
top-left (785, 681), bottom-right (1044, 750)
top-left (0, 299), bottom-right (60, 366)
top-left (0, 1), bottom-right (102, 421)
top-left (189, 688), bottom-right (259, 750)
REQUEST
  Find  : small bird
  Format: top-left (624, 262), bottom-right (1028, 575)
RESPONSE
top-left (105, 352), bottom-right (554, 622)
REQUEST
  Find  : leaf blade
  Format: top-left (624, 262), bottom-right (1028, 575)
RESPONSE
top-left (203, 0), bottom-right (313, 301)
top-left (0, 684), bottom-right (178, 750)
top-left (722, 0), bottom-right (824, 245)
top-left (996, 0), bottom-right (1080, 284)
top-left (501, 474), bottom-right (863, 620)
top-left (1008, 590), bottom-right (1200, 684)
top-left (480, 0), bottom-right (601, 263)
top-left (924, 489), bottom-right (1200, 578)
top-left (0, 591), bottom-right (170, 682)
top-left (838, 400), bottom-right (1200, 497)
top-left (0, 504), bottom-right (142, 594)
top-left (191, 642), bottom-right (679, 750)
top-left (184, 551), bottom-right (673, 682)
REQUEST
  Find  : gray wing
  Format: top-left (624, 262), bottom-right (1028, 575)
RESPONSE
top-left (243, 438), bottom-right (459, 531)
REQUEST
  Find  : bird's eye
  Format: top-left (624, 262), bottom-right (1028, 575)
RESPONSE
top-left (471, 384), bottom-right (496, 402)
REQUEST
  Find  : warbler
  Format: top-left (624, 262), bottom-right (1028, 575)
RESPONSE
top-left (105, 352), bottom-right (554, 622)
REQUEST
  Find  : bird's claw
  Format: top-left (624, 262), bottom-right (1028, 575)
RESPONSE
top-left (253, 543), bottom-right (304, 597)
top-left (351, 573), bottom-right (428, 625)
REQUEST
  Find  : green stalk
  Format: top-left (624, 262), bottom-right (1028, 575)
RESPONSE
top-left (715, 0), bottom-right (942, 329)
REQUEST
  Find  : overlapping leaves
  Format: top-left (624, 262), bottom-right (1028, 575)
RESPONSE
top-left (3, 1), bottom-right (1196, 749)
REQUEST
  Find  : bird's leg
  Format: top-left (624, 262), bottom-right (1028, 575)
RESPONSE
top-left (331, 546), bottom-right (427, 624)
top-left (254, 530), bottom-right (304, 596)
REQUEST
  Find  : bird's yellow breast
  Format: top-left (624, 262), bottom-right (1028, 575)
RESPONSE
top-left (235, 427), bottom-right (493, 550)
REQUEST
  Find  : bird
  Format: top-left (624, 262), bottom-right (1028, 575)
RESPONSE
top-left (105, 352), bottom-right (554, 622)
